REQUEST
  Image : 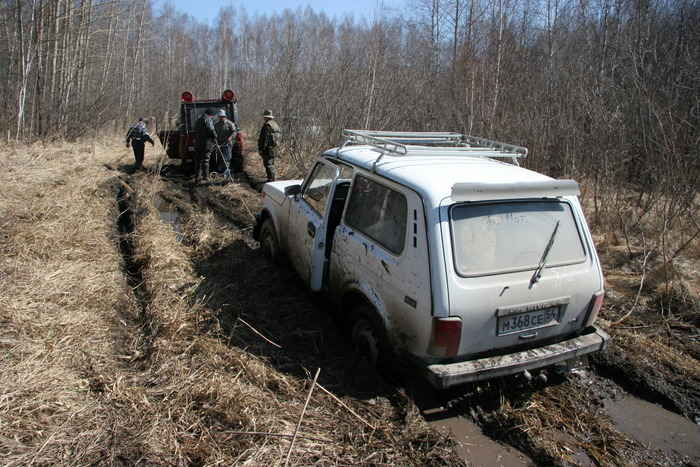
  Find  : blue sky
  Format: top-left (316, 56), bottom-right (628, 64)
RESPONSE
top-left (158, 0), bottom-right (398, 23)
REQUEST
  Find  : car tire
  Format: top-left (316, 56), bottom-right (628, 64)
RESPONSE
top-left (350, 303), bottom-right (389, 368)
top-left (260, 219), bottom-right (280, 263)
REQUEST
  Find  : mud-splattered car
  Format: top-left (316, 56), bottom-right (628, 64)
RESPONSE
top-left (254, 130), bottom-right (610, 389)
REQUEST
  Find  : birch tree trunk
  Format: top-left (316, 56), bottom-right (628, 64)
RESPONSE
top-left (15, 0), bottom-right (37, 140)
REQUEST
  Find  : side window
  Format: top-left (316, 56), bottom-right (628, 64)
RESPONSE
top-left (302, 162), bottom-right (336, 217)
top-left (345, 175), bottom-right (408, 255)
top-left (338, 163), bottom-right (354, 181)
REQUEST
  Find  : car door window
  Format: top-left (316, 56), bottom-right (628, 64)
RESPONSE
top-left (302, 162), bottom-right (336, 217)
top-left (337, 163), bottom-right (354, 181)
top-left (345, 175), bottom-right (407, 255)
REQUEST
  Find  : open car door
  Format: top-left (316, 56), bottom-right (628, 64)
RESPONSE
top-left (285, 159), bottom-right (341, 291)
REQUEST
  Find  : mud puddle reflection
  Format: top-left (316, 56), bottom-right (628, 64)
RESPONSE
top-left (605, 394), bottom-right (700, 461)
top-left (155, 196), bottom-right (183, 242)
top-left (428, 413), bottom-right (533, 466)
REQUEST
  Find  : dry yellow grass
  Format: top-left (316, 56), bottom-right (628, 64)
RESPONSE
top-left (0, 139), bottom-right (462, 465)
top-left (1, 139), bottom-right (136, 463)
top-left (3, 135), bottom-right (696, 465)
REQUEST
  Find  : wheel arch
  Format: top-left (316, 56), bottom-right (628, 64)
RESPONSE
top-left (339, 287), bottom-right (391, 339)
top-left (253, 207), bottom-right (275, 241)
top-left (340, 290), bottom-right (372, 320)
top-left (259, 214), bottom-right (285, 263)
top-left (341, 288), bottom-right (401, 369)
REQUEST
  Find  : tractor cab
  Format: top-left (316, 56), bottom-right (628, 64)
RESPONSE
top-left (159, 90), bottom-right (244, 174)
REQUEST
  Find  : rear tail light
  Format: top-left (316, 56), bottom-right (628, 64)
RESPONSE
top-left (584, 290), bottom-right (605, 327)
top-left (428, 317), bottom-right (462, 358)
top-left (181, 91), bottom-right (194, 103)
top-left (222, 89), bottom-right (235, 101)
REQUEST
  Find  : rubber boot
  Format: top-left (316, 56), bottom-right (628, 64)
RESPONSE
top-left (194, 165), bottom-right (201, 184)
top-left (202, 161), bottom-right (212, 182)
top-left (265, 165), bottom-right (275, 182)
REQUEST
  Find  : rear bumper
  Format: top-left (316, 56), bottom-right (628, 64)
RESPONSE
top-left (422, 326), bottom-right (610, 389)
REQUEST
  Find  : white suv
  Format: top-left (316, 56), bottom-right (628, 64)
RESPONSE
top-left (253, 130), bottom-right (609, 389)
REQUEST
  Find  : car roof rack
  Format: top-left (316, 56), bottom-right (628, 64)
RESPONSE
top-left (339, 130), bottom-right (528, 169)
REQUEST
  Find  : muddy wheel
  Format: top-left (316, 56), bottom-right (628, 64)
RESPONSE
top-left (260, 219), bottom-right (280, 263)
top-left (350, 304), bottom-right (388, 368)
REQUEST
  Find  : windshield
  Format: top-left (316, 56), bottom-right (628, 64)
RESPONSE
top-left (450, 201), bottom-right (586, 276)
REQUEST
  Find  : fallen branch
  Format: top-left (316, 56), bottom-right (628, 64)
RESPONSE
top-left (222, 430), bottom-right (333, 444)
top-left (611, 246), bottom-right (653, 326)
top-left (116, 176), bottom-right (134, 194)
top-left (316, 382), bottom-right (376, 431)
top-left (285, 368), bottom-right (320, 467)
top-left (672, 226), bottom-right (700, 260)
top-left (236, 317), bottom-right (281, 349)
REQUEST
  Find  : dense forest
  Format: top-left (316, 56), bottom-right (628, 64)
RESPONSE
top-left (1, 0), bottom-right (698, 194)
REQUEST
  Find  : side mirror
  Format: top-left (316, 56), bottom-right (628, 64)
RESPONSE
top-left (284, 184), bottom-right (302, 197)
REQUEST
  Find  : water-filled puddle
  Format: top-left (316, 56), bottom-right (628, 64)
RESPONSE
top-left (606, 395), bottom-right (700, 460)
top-left (155, 197), bottom-right (183, 242)
top-left (430, 415), bottom-right (533, 466)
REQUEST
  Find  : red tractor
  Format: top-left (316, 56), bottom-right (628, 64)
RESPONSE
top-left (159, 90), bottom-right (244, 174)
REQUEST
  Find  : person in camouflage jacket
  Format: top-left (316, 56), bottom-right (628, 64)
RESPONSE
top-left (257, 109), bottom-right (281, 182)
top-left (214, 109), bottom-right (237, 176)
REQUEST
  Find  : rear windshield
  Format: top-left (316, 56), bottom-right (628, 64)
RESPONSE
top-left (450, 201), bottom-right (586, 276)
top-left (180, 103), bottom-right (232, 132)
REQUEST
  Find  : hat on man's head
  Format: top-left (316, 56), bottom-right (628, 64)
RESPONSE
top-left (204, 108), bottom-right (215, 116)
top-left (138, 117), bottom-right (144, 122)
top-left (261, 109), bottom-right (274, 119)
top-left (217, 109), bottom-right (227, 117)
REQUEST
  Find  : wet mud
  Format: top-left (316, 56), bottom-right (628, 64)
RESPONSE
top-left (429, 415), bottom-right (534, 466)
top-left (153, 163), bottom-right (700, 467)
top-left (155, 196), bottom-right (183, 242)
top-left (593, 336), bottom-right (700, 424)
top-left (606, 394), bottom-right (699, 460)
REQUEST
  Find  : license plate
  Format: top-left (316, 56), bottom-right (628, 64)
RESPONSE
top-left (497, 307), bottom-right (560, 336)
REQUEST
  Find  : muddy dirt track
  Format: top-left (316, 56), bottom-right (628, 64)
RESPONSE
top-left (1, 141), bottom-right (698, 465)
top-left (152, 149), bottom-right (700, 465)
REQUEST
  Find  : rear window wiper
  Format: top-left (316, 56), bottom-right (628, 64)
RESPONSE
top-left (530, 220), bottom-right (560, 287)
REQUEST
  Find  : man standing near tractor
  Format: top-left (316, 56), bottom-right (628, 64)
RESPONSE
top-left (214, 109), bottom-right (237, 178)
top-left (258, 109), bottom-right (281, 182)
top-left (125, 117), bottom-right (155, 172)
top-left (194, 108), bottom-right (217, 183)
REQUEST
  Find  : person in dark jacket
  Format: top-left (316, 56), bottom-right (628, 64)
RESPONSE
top-left (257, 109), bottom-right (281, 182)
top-left (125, 117), bottom-right (154, 172)
top-left (194, 108), bottom-right (217, 182)
top-left (214, 109), bottom-right (237, 176)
